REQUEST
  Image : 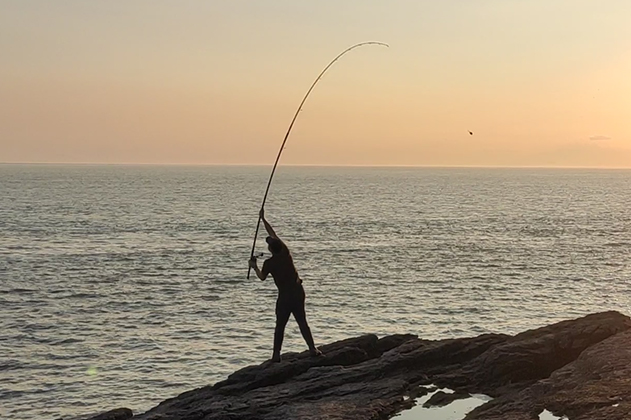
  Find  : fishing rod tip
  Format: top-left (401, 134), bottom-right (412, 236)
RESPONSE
top-left (356, 41), bottom-right (389, 48)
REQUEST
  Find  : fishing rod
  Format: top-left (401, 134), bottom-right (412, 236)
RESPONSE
top-left (247, 41), bottom-right (389, 279)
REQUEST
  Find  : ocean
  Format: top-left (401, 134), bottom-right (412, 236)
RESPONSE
top-left (1, 164), bottom-right (629, 420)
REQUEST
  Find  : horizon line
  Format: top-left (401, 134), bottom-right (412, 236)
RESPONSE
top-left (1, 162), bottom-right (631, 170)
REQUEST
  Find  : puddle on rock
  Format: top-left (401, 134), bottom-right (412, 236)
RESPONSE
top-left (539, 409), bottom-right (568, 420)
top-left (392, 387), bottom-right (492, 420)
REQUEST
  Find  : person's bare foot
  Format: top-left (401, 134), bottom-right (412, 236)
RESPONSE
top-left (310, 348), bottom-right (324, 357)
top-left (271, 354), bottom-right (281, 363)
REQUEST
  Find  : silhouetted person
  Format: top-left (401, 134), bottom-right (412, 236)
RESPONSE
top-left (249, 208), bottom-right (322, 362)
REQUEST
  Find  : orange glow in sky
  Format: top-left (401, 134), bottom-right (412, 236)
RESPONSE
top-left (1, 1), bottom-right (630, 167)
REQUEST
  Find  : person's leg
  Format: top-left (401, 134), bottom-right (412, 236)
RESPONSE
top-left (273, 298), bottom-right (291, 362)
top-left (292, 299), bottom-right (321, 356)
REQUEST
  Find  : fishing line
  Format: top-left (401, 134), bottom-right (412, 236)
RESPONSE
top-left (247, 41), bottom-right (389, 279)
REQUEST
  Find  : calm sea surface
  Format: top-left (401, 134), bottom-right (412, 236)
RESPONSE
top-left (1, 165), bottom-right (630, 419)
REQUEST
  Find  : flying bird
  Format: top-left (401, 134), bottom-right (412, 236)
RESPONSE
top-left (468, 131), bottom-right (474, 136)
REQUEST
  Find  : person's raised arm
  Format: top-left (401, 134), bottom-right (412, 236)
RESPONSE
top-left (260, 208), bottom-right (278, 239)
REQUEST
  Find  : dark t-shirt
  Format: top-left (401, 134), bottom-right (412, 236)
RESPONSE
top-left (262, 247), bottom-right (302, 294)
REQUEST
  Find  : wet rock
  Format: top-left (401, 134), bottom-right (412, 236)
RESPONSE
top-left (409, 385), bottom-right (436, 399)
top-left (437, 310), bottom-right (631, 394)
top-left (86, 408), bottom-right (133, 420)
top-left (468, 327), bottom-right (631, 420)
top-left (91, 311), bottom-right (631, 420)
top-left (422, 390), bottom-right (471, 408)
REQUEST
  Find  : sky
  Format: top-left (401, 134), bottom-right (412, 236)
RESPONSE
top-left (1, 1), bottom-right (630, 167)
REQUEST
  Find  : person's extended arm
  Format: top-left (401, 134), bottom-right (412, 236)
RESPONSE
top-left (260, 208), bottom-right (278, 239)
top-left (248, 257), bottom-right (267, 280)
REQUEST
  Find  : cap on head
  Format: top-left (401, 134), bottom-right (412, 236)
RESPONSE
top-left (266, 236), bottom-right (284, 254)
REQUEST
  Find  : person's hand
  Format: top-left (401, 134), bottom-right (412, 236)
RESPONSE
top-left (248, 257), bottom-right (257, 269)
top-left (259, 207), bottom-right (265, 219)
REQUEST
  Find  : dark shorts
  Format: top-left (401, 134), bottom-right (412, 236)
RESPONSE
top-left (276, 285), bottom-right (306, 322)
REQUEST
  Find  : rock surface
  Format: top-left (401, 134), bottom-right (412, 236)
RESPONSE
top-left (87, 311), bottom-right (631, 420)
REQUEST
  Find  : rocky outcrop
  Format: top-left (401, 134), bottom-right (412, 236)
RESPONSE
top-left (437, 310), bottom-right (631, 394)
top-left (466, 325), bottom-right (631, 420)
top-left (87, 311), bottom-right (631, 420)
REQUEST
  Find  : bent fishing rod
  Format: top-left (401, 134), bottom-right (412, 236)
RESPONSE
top-left (247, 41), bottom-right (389, 279)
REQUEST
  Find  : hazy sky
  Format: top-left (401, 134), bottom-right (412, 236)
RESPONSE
top-left (1, 1), bottom-right (630, 167)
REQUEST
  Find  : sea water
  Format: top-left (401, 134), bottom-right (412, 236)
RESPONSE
top-left (1, 165), bottom-right (630, 419)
